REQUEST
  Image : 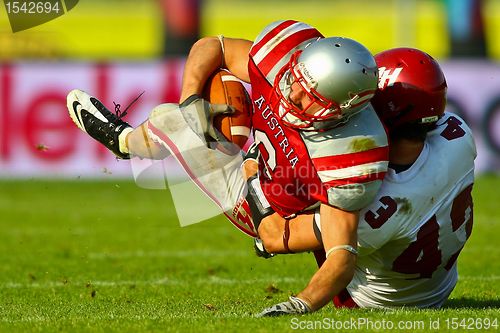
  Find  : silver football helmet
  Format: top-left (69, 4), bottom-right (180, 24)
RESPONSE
top-left (274, 37), bottom-right (378, 129)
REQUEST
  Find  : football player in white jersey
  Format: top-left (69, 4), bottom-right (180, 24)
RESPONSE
top-left (257, 47), bottom-right (476, 315)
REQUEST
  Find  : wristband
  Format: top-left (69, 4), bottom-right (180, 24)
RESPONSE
top-left (245, 174), bottom-right (274, 231)
top-left (325, 245), bottom-right (358, 258)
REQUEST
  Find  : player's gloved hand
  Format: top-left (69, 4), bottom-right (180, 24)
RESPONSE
top-left (257, 296), bottom-right (311, 317)
top-left (242, 141), bottom-right (260, 180)
top-left (243, 141), bottom-right (260, 163)
top-left (179, 94), bottom-right (235, 143)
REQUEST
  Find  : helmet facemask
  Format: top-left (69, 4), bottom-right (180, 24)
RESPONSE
top-left (273, 51), bottom-right (343, 130)
top-left (273, 42), bottom-right (377, 131)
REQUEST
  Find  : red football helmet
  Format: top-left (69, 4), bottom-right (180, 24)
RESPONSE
top-left (371, 48), bottom-right (447, 129)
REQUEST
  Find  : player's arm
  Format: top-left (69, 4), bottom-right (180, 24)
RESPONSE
top-left (258, 204), bottom-right (358, 316)
top-left (180, 37), bottom-right (252, 102)
top-left (295, 205), bottom-right (358, 311)
top-left (257, 212), bottom-right (322, 254)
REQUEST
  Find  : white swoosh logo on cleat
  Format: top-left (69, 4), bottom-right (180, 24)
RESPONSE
top-left (93, 110), bottom-right (109, 124)
top-left (89, 97), bottom-right (110, 123)
top-left (72, 101), bottom-right (85, 129)
top-left (91, 109), bottom-right (109, 123)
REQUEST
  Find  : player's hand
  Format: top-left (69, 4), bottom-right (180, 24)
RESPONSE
top-left (257, 296), bottom-right (311, 317)
top-left (243, 141), bottom-right (260, 162)
top-left (179, 94), bottom-right (235, 142)
top-left (242, 142), bottom-right (260, 180)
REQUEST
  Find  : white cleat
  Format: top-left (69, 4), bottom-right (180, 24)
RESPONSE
top-left (67, 89), bottom-right (132, 159)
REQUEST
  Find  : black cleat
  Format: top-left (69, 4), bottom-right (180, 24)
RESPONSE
top-left (67, 89), bottom-right (132, 159)
top-left (254, 238), bottom-right (275, 259)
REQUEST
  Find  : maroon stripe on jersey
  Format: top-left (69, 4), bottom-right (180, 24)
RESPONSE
top-left (250, 20), bottom-right (298, 57)
top-left (258, 28), bottom-right (322, 77)
top-left (323, 172), bottom-right (387, 188)
top-left (313, 146), bottom-right (389, 171)
top-left (333, 289), bottom-right (359, 309)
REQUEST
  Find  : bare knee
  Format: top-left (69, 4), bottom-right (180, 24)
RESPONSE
top-left (258, 217), bottom-right (285, 253)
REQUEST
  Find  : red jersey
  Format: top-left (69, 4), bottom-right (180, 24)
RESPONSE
top-left (248, 20), bottom-right (389, 216)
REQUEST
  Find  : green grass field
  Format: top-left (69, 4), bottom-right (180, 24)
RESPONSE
top-left (0, 175), bottom-right (499, 332)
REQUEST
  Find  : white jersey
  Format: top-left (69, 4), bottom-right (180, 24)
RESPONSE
top-left (348, 113), bottom-right (476, 308)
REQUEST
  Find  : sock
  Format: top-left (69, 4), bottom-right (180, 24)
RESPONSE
top-left (118, 127), bottom-right (133, 154)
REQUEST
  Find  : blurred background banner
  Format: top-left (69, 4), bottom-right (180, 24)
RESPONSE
top-left (0, 61), bottom-right (184, 178)
top-left (0, 0), bottom-right (499, 178)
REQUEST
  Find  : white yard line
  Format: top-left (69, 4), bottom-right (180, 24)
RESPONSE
top-left (0, 276), bottom-right (303, 289)
top-left (458, 275), bottom-right (500, 281)
top-left (1, 275), bottom-right (498, 290)
top-left (87, 249), bottom-right (250, 259)
top-left (1, 312), bottom-right (247, 323)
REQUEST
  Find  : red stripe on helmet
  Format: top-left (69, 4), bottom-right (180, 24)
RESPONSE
top-left (249, 20), bottom-right (298, 57)
top-left (258, 28), bottom-right (323, 77)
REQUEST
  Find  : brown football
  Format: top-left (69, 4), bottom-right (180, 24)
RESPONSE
top-left (202, 69), bottom-right (252, 155)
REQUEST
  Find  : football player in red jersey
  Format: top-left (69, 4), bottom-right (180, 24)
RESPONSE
top-left (176, 20), bottom-right (389, 313)
top-left (66, 20), bottom-right (389, 314)
top-left (257, 48), bottom-right (476, 315)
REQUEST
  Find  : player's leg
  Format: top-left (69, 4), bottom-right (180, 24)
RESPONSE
top-left (147, 101), bottom-right (252, 217)
top-left (241, 154), bottom-right (322, 254)
top-left (67, 89), bottom-right (180, 160)
top-left (126, 122), bottom-right (170, 159)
